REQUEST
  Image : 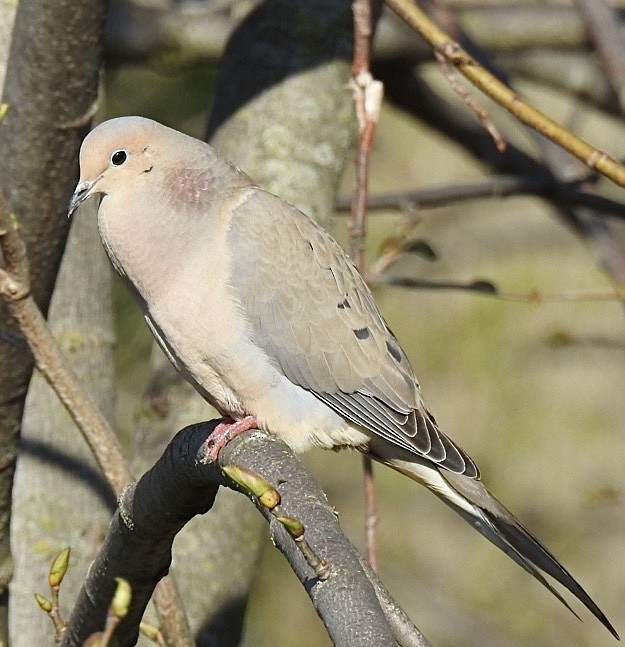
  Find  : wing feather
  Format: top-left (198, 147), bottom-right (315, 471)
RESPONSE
top-left (227, 188), bottom-right (478, 478)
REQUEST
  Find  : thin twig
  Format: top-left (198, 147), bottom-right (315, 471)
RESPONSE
top-left (379, 275), bottom-right (625, 304)
top-left (575, 0), bottom-right (625, 114)
top-left (434, 50), bottom-right (506, 152)
top-left (335, 175), bottom-right (625, 219)
top-left (384, 0), bottom-right (625, 189)
top-left (350, 0), bottom-right (383, 574)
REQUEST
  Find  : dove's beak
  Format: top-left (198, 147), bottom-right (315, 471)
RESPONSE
top-left (67, 177), bottom-right (100, 217)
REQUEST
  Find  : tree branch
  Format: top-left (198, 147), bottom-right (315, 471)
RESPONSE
top-left (0, 198), bottom-right (192, 645)
top-left (0, 197), bottom-right (130, 493)
top-left (575, 0), bottom-right (625, 114)
top-left (350, 0), bottom-right (384, 574)
top-left (384, 0), bottom-right (625, 188)
top-left (335, 175), bottom-right (625, 219)
top-left (62, 424), bottom-right (432, 647)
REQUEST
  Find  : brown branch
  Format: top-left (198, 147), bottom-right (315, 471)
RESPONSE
top-left (0, 197), bottom-right (129, 492)
top-left (384, 0), bottom-right (625, 189)
top-left (350, 0), bottom-right (384, 574)
top-left (379, 275), bottom-right (625, 305)
top-left (0, 197), bottom-right (192, 645)
top-left (575, 0), bottom-right (625, 114)
top-left (335, 175), bottom-right (625, 219)
top-left (350, 0), bottom-right (382, 269)
top-left (433, 49), bottom-right (506, 152)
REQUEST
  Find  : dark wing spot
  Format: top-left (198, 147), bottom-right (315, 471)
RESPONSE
top-left (386, 338), bottom-right (403, 363)
top-left (353, 327), bottom-right (370, 340)
top-left (337, 297), bottom-right (351, 309)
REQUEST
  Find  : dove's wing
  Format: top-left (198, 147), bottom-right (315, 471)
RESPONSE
top-left (227, 188), bottom-right (479, 478)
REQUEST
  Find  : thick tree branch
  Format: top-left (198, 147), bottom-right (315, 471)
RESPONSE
top-left (62, 424), bottom-right (432, 647)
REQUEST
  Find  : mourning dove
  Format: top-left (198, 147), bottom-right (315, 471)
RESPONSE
top-left (68, 116), bottom-right (617, 638)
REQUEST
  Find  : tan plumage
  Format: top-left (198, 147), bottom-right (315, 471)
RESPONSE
top-left (68, 116), bottom-right (618, 639)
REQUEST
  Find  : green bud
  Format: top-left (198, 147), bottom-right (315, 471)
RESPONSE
top-left (49, 547), bottom-right (71, 587)
top-left (34, 592), bottom-right (53, 613)
top-left (276, 515), bottom-right (305, 539)
top-left (223, 465), bottom-right (281, 508)
top-left (110, 578), bottom-right (132, 619)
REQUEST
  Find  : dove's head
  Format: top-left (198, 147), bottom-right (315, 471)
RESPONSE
top-left (68, 116), bottom-right (249, 218)
top-left (67, 116), bottom-right (168, 216)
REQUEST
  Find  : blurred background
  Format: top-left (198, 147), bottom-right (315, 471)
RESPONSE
top-left (105, 3), bottom-right (625, 645)
top-left (4, 1), bottom-right (624, 646)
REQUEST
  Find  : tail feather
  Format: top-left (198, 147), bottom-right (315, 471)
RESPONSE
top-left (451, 505), bottom-right (582, 621)
top-left (440, 471), bottom-right (620, 640)
top-left (376, 451), bottom-right (619, 639)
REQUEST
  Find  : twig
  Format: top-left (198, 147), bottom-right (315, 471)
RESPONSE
top-left (356, 552), bottom-right (433, 647)
top-left (350, 0), bottom-right (383, 573)
top-left (350, 0), bottom-right (383, 269)
top-left (335, 175), bottom-right (625, 219)
top-left (419, 0), bottom-right (507, 151)
top-left (434, 50), bottom-right (506, 152)
top-left (575, 0), bottom-right (625, 114)
top-left (384, 0), bottom-right (625, 189)
top-left (379, 275), bottom-right (625, 304)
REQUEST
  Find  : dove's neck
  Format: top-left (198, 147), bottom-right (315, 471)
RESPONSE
top-left (97, 165), bottom-right (252, 315)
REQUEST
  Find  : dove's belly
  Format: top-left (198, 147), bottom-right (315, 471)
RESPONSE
top-left (144, 306), bottom-right (370, 453)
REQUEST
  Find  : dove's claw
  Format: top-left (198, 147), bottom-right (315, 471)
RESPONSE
top-left (204, 415), bottom-right (258, 461)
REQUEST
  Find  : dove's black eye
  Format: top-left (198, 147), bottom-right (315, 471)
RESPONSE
top-left (110, 149), bottom-right (128, 166)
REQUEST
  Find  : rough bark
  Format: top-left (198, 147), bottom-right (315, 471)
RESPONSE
top-left (206, 0), bottom-right (359, 227)
top-left (0, 0), bottom-right (106, 640)
top-left (63, 424), bottom-right (430, 647)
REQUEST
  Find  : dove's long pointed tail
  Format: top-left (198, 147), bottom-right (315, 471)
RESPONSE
top-left (373, 452), bottom-right (619, 640)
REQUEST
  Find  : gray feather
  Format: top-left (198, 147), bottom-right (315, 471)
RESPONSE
top-left (227, 187), bottom-right (478, 476)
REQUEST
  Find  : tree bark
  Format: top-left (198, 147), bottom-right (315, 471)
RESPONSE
top-left (0, 0), bottom-right (107, 640)
top-left (63, 424), bottom-right (430, 647)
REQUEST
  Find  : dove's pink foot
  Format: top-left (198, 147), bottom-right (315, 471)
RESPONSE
top-left (205, 415), bottom-right (258, 461)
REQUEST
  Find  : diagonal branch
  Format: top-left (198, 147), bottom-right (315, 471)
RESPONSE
top-left (0, 196), bottom-right (129, 492)
top-left (0, 196), bottom-right (192, 646)
top-left (575, 0), bottom-right (625, 114)
top-left (61, 423), bottom-right (432, 647)
top-left (384, 0), bottom-right (625, 189)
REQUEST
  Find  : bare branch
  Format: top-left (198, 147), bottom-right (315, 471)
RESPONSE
top-left (575, 0), bottom-right (625, 114)
top-left (62, 424), bottom-right (432, 647)
top-left (335, 175), bottom-right (625, 219)
top-left (350, 0), bottom-right (384, 573)
top-left (384, 0), bottom-right (625, 188)
top-left (379, 275), bottom-right (624, 305)
top-left (0, 199), bottom-right (130, 492)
